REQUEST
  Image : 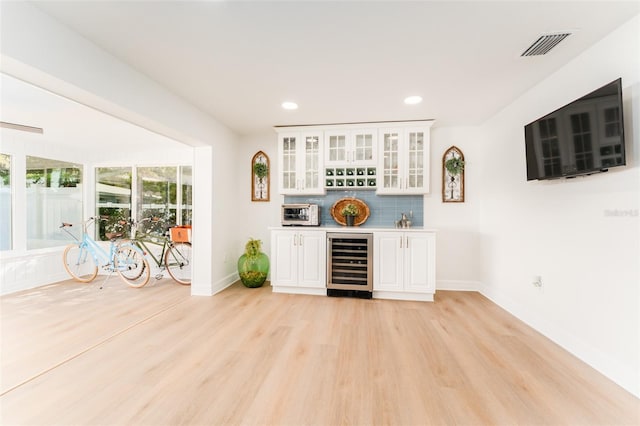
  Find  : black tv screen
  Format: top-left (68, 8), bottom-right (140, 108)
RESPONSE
top-left (525, 78), bottom-right (625, 181)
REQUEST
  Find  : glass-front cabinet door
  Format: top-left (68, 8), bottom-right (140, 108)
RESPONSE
top-left (379, 130), bottom-right (402, 192)
top-left (325, 131), bottom-right (347, 165)
top-left (377, 124), bottom-right (432, 194)
top-left (279, 133), bottom-right (298, 193)
top-left (324, 129), bottom-right (377, 166)
top-left (406, 129), bottom-right (426, 191)
top-left (303, 134), bottom-right (322, 193)
top-left (352, 130), bottom-right (377, 165)
top-left (278, 132), bottom-right (324, 195)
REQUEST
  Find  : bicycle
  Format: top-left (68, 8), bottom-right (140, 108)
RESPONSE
top-left (129, 218), bottom-right (192, 285)
top-left (60, 217), bottom-right (151, 288)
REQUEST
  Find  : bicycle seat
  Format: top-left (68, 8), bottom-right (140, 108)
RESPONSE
top-left (105, 232), bottom-right (124, 240)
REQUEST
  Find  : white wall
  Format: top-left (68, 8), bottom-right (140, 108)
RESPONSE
top-left (427, 126), bottom-right (482, 291)
top-left (477, 15), bottom-right (640, 396)
top-left (237, 132), bottom-right (283, 277)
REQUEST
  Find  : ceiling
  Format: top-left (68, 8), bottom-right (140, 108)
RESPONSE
top-left (13, 2), bottom-right (640, 137)
top-left (0, 73), bottom-right (186, 152)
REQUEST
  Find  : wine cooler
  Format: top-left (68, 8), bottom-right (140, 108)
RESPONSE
top-left (326, 232), bottom-right (373, 298)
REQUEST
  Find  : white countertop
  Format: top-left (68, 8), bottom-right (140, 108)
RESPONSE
top-left (269, 226), bottom-right (437, 233)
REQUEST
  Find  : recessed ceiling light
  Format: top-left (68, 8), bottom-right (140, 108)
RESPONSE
top-left (282, 101), bottom-right (298, 110)
top-left (404, 96), bottom-right (423, 105)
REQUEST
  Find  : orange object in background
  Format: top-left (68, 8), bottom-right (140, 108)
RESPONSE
top-left (170, 225), bottom-right (192, 243)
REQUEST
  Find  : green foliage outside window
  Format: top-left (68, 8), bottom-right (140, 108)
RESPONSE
top-left (0, 154), bottom-right (10, 186)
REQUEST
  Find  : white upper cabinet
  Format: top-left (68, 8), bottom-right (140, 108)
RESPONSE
top-left (377, 123), bottom-right (433, 195)
top-left (276, 121), bottom-right (432, 195)
top-left (277, 131), bottom-right (324, 195)
top-left (324, 129), bottom-right (377, 167)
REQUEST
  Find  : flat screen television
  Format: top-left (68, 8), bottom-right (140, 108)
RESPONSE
top-left (524, 78), bottom-right (625, 181)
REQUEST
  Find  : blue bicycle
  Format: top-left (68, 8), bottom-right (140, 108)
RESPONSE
top-left (60, 217), bottom-right (150, 287)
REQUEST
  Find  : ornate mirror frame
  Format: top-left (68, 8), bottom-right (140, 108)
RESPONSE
top-left (442, 146), bottom-right (465, 203)
top-left (251, 151), bottom-right (270, 202)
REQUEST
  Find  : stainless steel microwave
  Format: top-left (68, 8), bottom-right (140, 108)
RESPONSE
top-left (281, 204), bottom-right (320, 226)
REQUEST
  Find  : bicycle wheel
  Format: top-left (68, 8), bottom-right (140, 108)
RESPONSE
top-left (114, 244), bottom-right (150, 288)
top-left (165, 242), bottom-right (192, 285)
top-left (62, 244), bottom-right (98, 283)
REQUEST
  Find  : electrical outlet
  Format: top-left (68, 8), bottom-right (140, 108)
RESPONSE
top-left (532, 275), bottom-right (543, 288)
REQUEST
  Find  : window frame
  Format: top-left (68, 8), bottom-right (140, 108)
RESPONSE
top-left (95, 164), bottom-right (192, 240)
top-left (0, 153), bottom-right (13, 251)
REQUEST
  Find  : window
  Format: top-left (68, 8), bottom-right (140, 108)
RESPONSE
top-left (136, 166), bottom-right (178, 234)
top-left (136, 166), bottom-right (192, 233)
top-left (26, 156), bottom-right (83, 249)
top-left (180, 166), bottom-right (192, 225)
top-left (95, 166), bottom-right (192, 239)
top-left (96, 167), bottom-right (132, 240)
top-left (0, 153), bottom-right (11, 250)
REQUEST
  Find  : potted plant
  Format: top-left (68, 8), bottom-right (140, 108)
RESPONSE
top-left (253, 162), bottom-right (268, 180)
top-left (341, 203), bottom-right (359, 227)
top-left (445, 157), bottom-right (465, 176)
top-left (253, 162), bottom-right (269, 201)
top-left (237, 238), bottom-right (270, 288)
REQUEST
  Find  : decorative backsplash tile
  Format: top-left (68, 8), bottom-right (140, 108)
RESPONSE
top-left (284, 191), bottom-right (423, 228)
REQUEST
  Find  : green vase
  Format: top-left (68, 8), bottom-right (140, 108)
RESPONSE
top-left (237, 252), bottom-right (270, 288)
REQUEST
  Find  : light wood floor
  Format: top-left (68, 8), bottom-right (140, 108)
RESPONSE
top-left (1, 279), bottom-right (638, 425)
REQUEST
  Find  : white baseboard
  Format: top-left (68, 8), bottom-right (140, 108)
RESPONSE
top-left (212, 272), bottom-right (239, 295)
top-left (373, 291), bottom-right (434, 302)
top-left (272, 286), bottom-right (326, 296)
top-left (192, 271), bottom-right (238, 296)
top-left (480, 284), bottom-right (639, 398)
top-left (436, 279), bottom-right (480, 291)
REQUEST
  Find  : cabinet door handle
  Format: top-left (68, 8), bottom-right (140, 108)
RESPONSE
top-left (293, 234), bottom-right (297, 246)
top-left (400, 237), bottom-right (403, 249)
top-left (299, 234), bottom-right (303, 246)
top-left (406, 236), bottom-right (409, 248)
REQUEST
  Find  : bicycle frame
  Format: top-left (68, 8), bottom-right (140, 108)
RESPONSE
top-left (128, 217), bottom-right (191, 284)
top-left (63, 218), bottom-right (140, 274)
top-left (79, 233), bottom-right (116, 270)
top-left (135, 236), bottom-right (170, 269)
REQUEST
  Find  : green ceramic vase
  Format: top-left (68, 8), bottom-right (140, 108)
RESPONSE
top-left (237, 252), bottom-right (269, 288)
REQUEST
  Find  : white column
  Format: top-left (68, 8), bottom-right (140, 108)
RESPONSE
top-left (191, 146), bottom-right (214, 295)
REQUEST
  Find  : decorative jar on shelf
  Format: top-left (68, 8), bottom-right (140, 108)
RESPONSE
top-left (237, 238), bottom-right (270, 288)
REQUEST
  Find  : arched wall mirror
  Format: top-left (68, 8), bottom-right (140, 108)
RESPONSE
top-left (251, 151), bottom-right (270, 202)
top-left (442, 146), bottom-right (465, 203)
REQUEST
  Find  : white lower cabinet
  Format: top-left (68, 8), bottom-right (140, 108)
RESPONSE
top-left (373, 231), bottom-right (436, 301)
top-left (270, 229), bottom-right (326, 295)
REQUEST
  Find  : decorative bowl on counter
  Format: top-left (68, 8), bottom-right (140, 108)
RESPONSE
top-left (330, 197), bottom-right (370, 226)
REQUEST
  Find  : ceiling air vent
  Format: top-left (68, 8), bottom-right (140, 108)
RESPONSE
top-left (521, 32), bottom-right (571, 56)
